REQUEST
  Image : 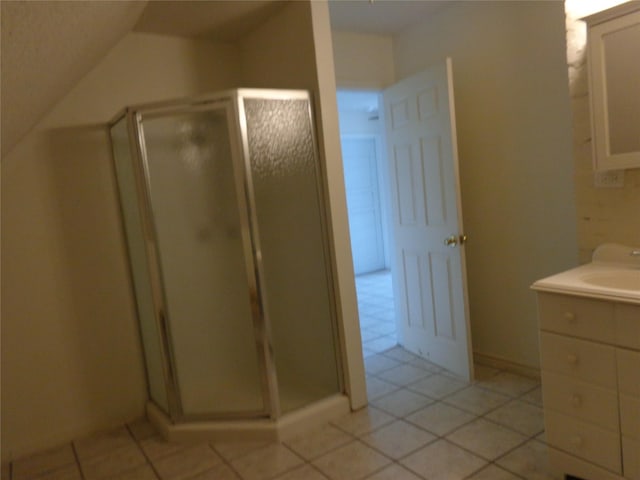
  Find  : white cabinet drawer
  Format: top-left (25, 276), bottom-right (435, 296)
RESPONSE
top-left (621, 394), bottom-right (640, 440)
top-left (545, 409), bottom-right (622, 474)
top-left (541, 370), bottom-right (618, 430)
top-left (615, 304), bottom-right (640, 351)
top-left (538, 292), bottom-right (615, 342)
top-left (540, 331), bottom-right (617, 388)
top-left (623, 436), bottom-right (640, 480)
top-left (618, 349), bottom-right (640, 397)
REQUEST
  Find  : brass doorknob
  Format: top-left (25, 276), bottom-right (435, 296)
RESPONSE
top-left (444, 235), bottom-right (458, 247)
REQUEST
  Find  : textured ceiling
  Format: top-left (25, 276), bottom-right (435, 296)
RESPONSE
top-left (1, 1), bottom-right (147, 157)
top-left (0, 0), bottom-right (447, 158)
top-left (134, 0), bottom-right (286, 42)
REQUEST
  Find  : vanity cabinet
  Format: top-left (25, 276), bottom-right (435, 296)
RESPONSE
top-left (536, 292), bottom-right (640, 480)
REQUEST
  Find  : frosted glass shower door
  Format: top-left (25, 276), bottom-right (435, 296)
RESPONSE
top-left (138, 105), bottom-right (266, 417)
top-left (111, 117), bottom-right (169, 413)
top-left (242, 94), bottom-right (341, 413)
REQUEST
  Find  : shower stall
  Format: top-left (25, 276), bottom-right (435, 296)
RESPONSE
top-left (109, 90), bottom-right (347, 440)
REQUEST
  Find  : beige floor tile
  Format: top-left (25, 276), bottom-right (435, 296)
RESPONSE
top-left (330, 407), bottom-right (394, 436)
top-left (363, 463), bottom-right (423, 480)
top-left (79, 443), bottom-right (147, 480)
top-left (475, 372), bottom-right (539, 398)
top-left (127, 418), bottom-right (158, 441)
top-left (73, 426), bottom-right (134, 460)
top-left (364, 355), bottom-right (402, 375)
top-left (446, 419), bottom-right (528, 461)
top-left (362, 348), bottom-right (377, 358)
top-left (140, 435), bottom-right (190, 461)
top-left (406, 357), bottom-right (443, 373)
top-left (366, 376), bottom-right (399, 400)
top-left (466, 464), bottom-right (521, 479)
top-left (34, 464), bottom-right (83, 480)
top-left (361, 329), bottom-right (385, 342)
top-left (108, 464), bottom-right (158, 480)
top-left (272, 464), bottom-right (329, 480)
top-left (152, 444), bottom-right (221, 480)
top-left (376, 364), bottom-right (431, 386)
top-left (496, 439), bottom-right (560, 479)
top-left (360, 420), bottom-right (436, 459)
top-left (407, 373), bottom-right (467, 399)
top-left (381, 347), bottom-right (418, 362)
top-left (405, 402), bottom-right (475, 436)
top-left (365, 337), bottom-right (398, 353)
top-left (284, 424), bottom-right (352, 460)
top-left (212, 441), bottom-right (273, 462)
top-left (230, 444), bottom-right (303, 480)
top-left (443, 386), bottom-right (510, 415)
top-left (312, 441), bottom-right (391, 480)
top-left (12, 444), bottom-right (75, 480)
top-left (400, 440), bottom-right (487, 480)
top-left (370, 389), bottom-right (433, 417)
top-left (521, 386), bottom-right (544, 407)
top-left (472, 364), bottom-right (500, 381)
top-left (485, 400), bottom-right (545, 436)
top-left (188, 463), bottom-right (242, 480)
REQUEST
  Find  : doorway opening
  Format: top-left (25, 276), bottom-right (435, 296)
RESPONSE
top-left (336, 90), bottom-right (398, 357)
top-left (337, 63), bottom-right (474, 381)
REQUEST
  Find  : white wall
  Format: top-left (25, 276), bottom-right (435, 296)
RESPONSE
top-left (565, 0), bottom-right (640, 263)
top-left (1, 32), bottom-right (241, 461)
top-left (1, 1), bottom-right (369, 460)
top-left (392, 1), bottom-right (578, 369)
top-left (331, 31), bottom-right (394, 89)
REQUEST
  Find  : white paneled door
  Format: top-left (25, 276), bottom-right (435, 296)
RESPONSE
top-left (342, 136), bottom-right (386, 275)
top-left (383, 59), bottom-right (474, 380)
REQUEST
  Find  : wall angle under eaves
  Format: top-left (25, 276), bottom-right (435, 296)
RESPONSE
top-left (0, 0), bottom-right (147, 158)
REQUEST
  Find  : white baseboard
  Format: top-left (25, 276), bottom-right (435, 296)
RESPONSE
top-left (473, 351), bottom-right (540, 380)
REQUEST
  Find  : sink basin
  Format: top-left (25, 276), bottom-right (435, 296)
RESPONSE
top-left (581, 270), bottom-right (640, 291)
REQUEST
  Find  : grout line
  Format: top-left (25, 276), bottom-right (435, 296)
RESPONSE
top-left (125, 422), bottom-right (161, 480)
top-left (70, 441), bottom-right (87, 480)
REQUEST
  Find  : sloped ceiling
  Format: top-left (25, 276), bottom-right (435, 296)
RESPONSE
top-left (0, 0), bottom-right (293, 157)
top-left (133, 0), bottom-right (286, 42)
top-left (0, 0), bottom-right (445, 158)
top-left (1, 1), bottom-right (147, 157)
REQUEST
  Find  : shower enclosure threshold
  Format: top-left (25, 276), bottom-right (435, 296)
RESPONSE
top-left (146, 394), bottom-right (350, 443)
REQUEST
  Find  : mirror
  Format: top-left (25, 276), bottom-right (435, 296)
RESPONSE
top-left (585, 3), bottom-right (640, 171)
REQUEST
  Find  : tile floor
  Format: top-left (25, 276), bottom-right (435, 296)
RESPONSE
top-left (5, 270), bottom-right (558, 480)
top-left (355, 270), bottom-right (398, 357)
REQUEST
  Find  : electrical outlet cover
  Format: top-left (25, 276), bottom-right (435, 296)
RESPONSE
top-left (594, 170), bottom-right (625, 188)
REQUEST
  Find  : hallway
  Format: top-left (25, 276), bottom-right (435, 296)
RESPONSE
top-left (355, 270), bottom-right (397, 357)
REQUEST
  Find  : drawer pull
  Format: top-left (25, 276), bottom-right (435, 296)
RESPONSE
top-left (563, 312), bottom-right (576, 323)
top-left (571, 394), bottom-right (582, 407)
top-left (567, 353), bottom-right (579, 365)
top-left (570, 435), bottom-right (584, 448)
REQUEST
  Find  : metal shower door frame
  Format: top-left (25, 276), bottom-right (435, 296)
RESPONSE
top-left (233, 89), bottom-right (345, 405)
top-left (109, 88), bottom-right (344, 422)
top-left (113, 95), bottom-right (279, 421)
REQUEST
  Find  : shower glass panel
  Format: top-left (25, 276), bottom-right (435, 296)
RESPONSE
top-left (111, 117), bottom-right (169, 412)
top-left (243, 97), bottom-right (340, 413)
top-left (138, 106), bottom-right (265, 417)
top-left (111, 90), bottom-right (343, 425)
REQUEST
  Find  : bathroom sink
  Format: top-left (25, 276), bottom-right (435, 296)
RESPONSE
top-left (531, 243), bottom-right (640, 304)
top-left (581, 270), bottom-right (640, 291)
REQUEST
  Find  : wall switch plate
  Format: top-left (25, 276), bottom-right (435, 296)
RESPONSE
top-left (594, 169), bottom-right (625, 188)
